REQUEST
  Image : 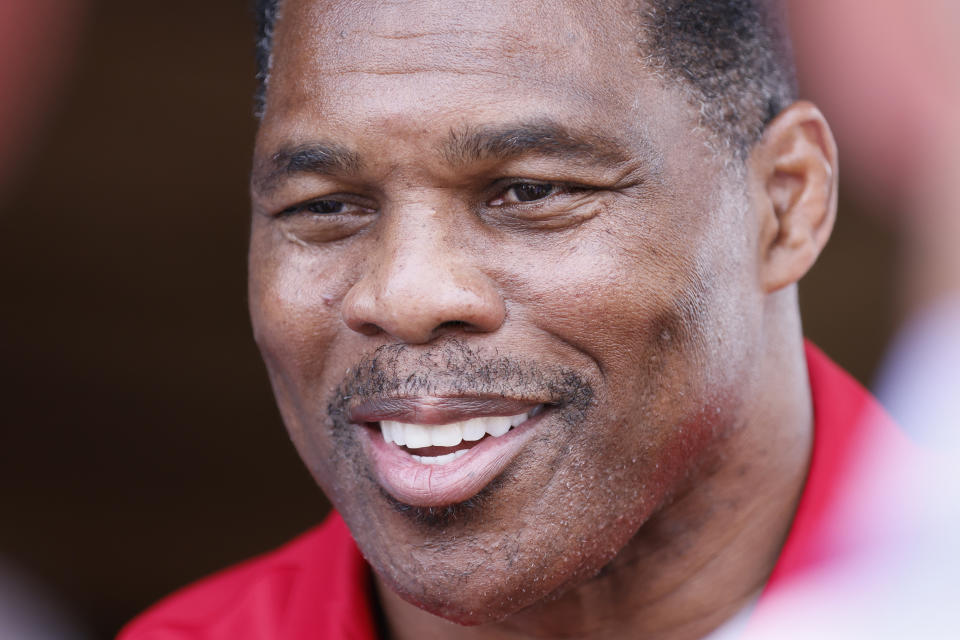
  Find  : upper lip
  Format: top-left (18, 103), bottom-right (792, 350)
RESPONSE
top-left (348, 396), bottom-right (543, 425)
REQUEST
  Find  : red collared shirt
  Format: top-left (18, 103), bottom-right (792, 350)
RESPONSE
top-left (119, 343), bottom-right (903, 639)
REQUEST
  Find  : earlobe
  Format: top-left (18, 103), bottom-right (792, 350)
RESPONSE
top-left (751, 101), bottom-right (838, 293)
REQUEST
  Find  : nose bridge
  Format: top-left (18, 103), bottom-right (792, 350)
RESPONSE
top-left (379, 205), bottom-right (460, 297)
top-left (341, 202), bottom-right (506, 343)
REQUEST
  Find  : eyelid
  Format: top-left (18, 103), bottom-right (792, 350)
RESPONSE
top-left (276, 195), bottom-right (375, 217)
top-left (488, 179), bottom-right (588, 206)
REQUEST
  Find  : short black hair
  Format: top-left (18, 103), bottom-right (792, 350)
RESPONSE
top-left (252, 0), bottom-right (796, 156)
top-left (638, 0), bottom-right (797, 156)
top-left (253, 0), bottom-right (280, 118)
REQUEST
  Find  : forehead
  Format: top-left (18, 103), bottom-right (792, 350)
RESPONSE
top-left (262, 0), bottom-right (665, 141)
top-left (276, 0), bottom-right (622, 70)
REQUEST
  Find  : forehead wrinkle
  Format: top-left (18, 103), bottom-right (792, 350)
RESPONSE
top-left (357, 25), bottom-right (556, 65)
top-left (304, 34), bottom-right (570, 81)
top-left (302, 66), bottom-right (536, 83)
top-left (285, 0), bottom-right (597, 80)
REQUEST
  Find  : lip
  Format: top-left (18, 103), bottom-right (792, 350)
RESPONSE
top-left (349, 396), bottom-right (541, 425)
top-left (352, 397), bottom-right (548, 507)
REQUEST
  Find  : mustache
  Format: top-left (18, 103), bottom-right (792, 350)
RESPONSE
top-left (327, 339), bottom-right (595, 426)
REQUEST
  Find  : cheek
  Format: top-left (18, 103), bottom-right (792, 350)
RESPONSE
top-left (251, 263), bottom-right (335, 384)
top-left (504, 216), bottom-right (714, 384)
top-left (248, 233), bottom-right (349, 465)
top-left (249, 227), bottom-right (353, 380)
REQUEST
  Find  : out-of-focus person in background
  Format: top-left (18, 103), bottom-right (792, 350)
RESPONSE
top-left (1, 1), bottom-right (90, 639)
top-left (748, 2), bottom-right (960, 637)
top-left (0, 0), bottom-right (85, 199)
top-left (791, 0), bottom-right (960, 443)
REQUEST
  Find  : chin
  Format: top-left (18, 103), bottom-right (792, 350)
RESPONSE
top-left (360, 500), bottom-right (637, 629)
top-left (384, 569), bottom-right (548, 626)
top-left (384, 543), bottom-right (621, 628)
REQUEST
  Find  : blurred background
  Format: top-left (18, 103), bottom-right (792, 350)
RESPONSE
top-left (1, 0), bottom-right (953, 638)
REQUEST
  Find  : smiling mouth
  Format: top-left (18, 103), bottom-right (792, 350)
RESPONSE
top-left (350, 398), bottom-right (552, 507)
top-left (377, 405), bottom-right (546, 465)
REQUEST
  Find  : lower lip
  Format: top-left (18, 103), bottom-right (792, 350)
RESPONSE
top-left (361, 411), bottom-right (547, 508)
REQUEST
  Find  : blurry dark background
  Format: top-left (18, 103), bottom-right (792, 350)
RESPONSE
top-left (0, 1), bottom-right (898, 638)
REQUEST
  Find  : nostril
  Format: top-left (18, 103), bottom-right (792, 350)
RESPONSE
top-left (432, 320), bottom-right (489, 338)
top-left (435, 321), bottom-right (470, 333)
top-left (341, 263), bottom-right (506, 342)
top-left (354, 321), bottom-right (383, 336)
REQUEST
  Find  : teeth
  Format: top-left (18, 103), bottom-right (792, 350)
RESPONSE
top-left (379, 408), bottom-right (537, 450)
top-left (484, 416), bottom-right (512, 437)
top-left (411, 449), bottom-right (469, 465)
top-left (430, 422), bottom-right (463, 447)
top-left (381, 420), bottom-right (404, 446)
top-left (510, 413), bottom-right (528, 427)
top-left (403, 423), bottom-right (431, 449)
top-left (461, 417), bottom-right (487, 441)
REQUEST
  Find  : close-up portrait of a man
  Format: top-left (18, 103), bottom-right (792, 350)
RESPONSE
top-left (111, 0), bottom-right (926, 638)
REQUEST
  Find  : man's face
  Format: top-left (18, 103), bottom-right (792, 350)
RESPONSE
top-left (249, 0), bottom-right (763, 623)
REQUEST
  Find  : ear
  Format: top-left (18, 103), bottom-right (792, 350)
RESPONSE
top-left (749, 101), bottom-right (838, 293)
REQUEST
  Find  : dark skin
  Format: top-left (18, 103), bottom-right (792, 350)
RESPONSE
top-left (247, 0), bottom-right (838, 637)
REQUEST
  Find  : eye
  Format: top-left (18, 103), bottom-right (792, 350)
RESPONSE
top-left (488, 181), bottom-right (569, 207)
top-left (277, 197), bottom-right (373, 218)
top-left (499, 181), bottom-right (557, 204)
top-left (272, 196), bottom-right (376, 244)
top-left (304, 199), bottom-right (346, 214)
top-left (508, 182), bottom-right (557, 202)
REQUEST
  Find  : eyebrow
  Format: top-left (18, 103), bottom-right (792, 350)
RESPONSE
top-left (253, 142), bottom-right (362, 194)
top-left (442, 119), bottom-right (635, 167)
top-left (253, 119), bottom-right (641, 194)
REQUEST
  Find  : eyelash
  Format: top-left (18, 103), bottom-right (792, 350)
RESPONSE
top-left (277, 198), bottom-right (371, 218)
top-left (276, 180), bottom-right (586, 218)
top-left (490, 181), bottom-right (575, 206)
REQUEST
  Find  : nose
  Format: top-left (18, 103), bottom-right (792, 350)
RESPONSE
top-left (340, 219), bottom-right (506, 344)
